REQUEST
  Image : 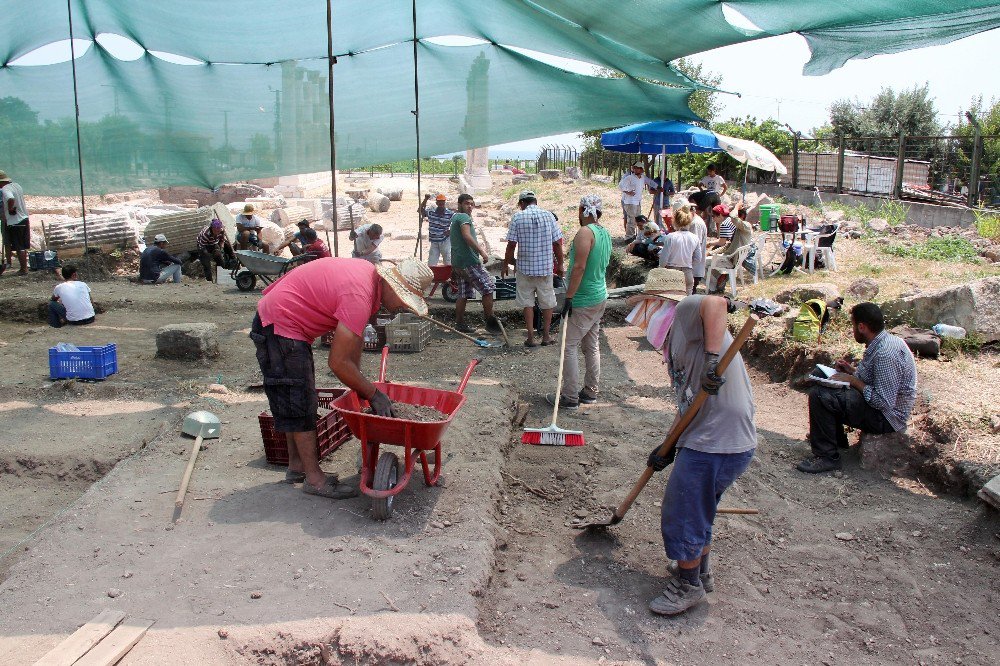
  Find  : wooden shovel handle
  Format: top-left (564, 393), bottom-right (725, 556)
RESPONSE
top-left (416, 314), bottom-right (487, 345)
top-left (612, 314), bottom-right (758, 522)
top-left (175, 435), bottom-right (203, 511)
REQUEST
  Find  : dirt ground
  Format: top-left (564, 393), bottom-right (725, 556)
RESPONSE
top-left (1, 177), bottom-right (998, 664)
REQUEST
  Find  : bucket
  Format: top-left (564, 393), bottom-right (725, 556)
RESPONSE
top-left (758, 204), bottom-right (780, 230)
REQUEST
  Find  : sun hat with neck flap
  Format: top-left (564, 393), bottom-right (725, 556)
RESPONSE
top-left (642, 268), bottom-right (688, 302)
top-left (376, 259), bottom-right (429, 316)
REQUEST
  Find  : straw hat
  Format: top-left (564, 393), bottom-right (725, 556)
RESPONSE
top-left (642, 268), bottom-right (688, 302)
top-left (243, 203), bottom-right (255, 214)
top-left (376, 260), bottom-right (429, 316)
top-left (0, 170), bottom-right (9, 183)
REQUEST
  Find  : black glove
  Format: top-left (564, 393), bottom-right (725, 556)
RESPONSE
top-left (647, 444), bottom-right (676, 472)
top-left (368, 389), bottom-right (396, 418)
top-left (724, 296), bottom-right (737, 314)
top-left (562, 297), bottom-right (573, 317)
top-left (701, 352), bottom-right (726, 395)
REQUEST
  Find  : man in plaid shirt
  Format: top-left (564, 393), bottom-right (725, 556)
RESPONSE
top-left (502, 191), bottom-right (563, 347)
top-left (798, 302), bottom-right (917, 474)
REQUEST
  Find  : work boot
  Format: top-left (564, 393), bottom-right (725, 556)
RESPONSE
top-left (545, 393), bottom-right (578, 410)
top-left (796, 456), bottom-right (841, 474)
top-left (649, 577), bottom-right (706, 616)
top-left (667, 560), bottom-right (714, 593)
top-left (578, 389), bottom-right (598, 405)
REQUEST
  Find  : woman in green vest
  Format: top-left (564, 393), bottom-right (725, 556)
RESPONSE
top-left (548, 194), bottom-right (613, 409)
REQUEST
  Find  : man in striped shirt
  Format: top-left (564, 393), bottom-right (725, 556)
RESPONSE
top-left (420, 193), bottom-right (454, 265)
top-left (798, 302), bottom-right (917, 474)
top-left (197, 219), bottom-right (236, 282)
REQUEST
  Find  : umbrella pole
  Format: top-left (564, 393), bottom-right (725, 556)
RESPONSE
top-left (326, 0), bottom-right (339, 257)
top-left (411, 0), bottom-right (424, 260)
top-left (660, 145), bottom-right (666, 221)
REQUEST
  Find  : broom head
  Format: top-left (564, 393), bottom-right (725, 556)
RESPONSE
top-left (522, 423), bottom-right (585, 447)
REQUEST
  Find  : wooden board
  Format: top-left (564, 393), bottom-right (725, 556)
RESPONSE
top-left (34, 609), bottom-right (126, 666)
top-left (73, 618), bottom-right (154, 666)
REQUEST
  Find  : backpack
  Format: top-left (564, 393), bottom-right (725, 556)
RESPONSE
top-left (792, 298), bottom-right (827, 343)
top-left (774, 243), bottom-right (802, 275)
top-left (742, 243), bottom-right (758, 275)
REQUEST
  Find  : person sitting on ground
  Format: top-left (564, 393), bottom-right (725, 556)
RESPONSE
top-left (197, 218), bottom-right (237, 282)
top-left (0, 170), bottom-right (30, 275)
top-left (421, 193), bottom-right (454, 266)
top-left (350, 222), bottom-right (383, 264)
top-left (547, 194), bottom-right (612, 409)
top-left (298, 227), bottom-right (331, 260)
top-left (48, 265), bottom-right (95, 328)
top-left (627, 219), bottom-right (667, 264)
top-left (449, 193), bottom-right (501, 334)
top-left (235, 204), bottom-right (270, 253)
top-left (501, 190), bottom-right (563, 347)
top-left (139, 234), bottom-right (183, 284)
top-left (797, 302), bottom-right (917, 474)
top-left (658, 208), bottom-right (702, 295)
top-left (645, 270), bottom-right (756, 616)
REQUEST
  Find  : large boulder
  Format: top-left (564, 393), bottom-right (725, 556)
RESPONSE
top-left (774, 282), bottom-right (841, 305)
top-left (539, 169), bottom-right (561, 181)
top-left (368, 192), bottom-right (391, 213)
top-left (156, 323), bottom-right (220, 360)
top-left (846, 277), bottom-right (880, 301)
top-left (867, 217), bottom-right (890, 234)
top-left (882, 276), bottom-right (1000, 342)
top-left (890, 325), bottom-right (940, 359)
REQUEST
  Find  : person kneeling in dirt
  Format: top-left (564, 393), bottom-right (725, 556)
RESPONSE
top-left (449, 193), bottom-right (501, 334)
top-left (298, 227), bottom-right (331, 261)
top-left (797, 302), bottom-right (917, 474)
top-left (197, 219), bottom-right (237, 282)
top-left (626, 219), bottom-right (666, 265)
top-left (646, 271), bottom-right (756, 616)
top-left (250, 258), bottom-right (427, 499)
top-left (48, 265), bottom-right (96, 328)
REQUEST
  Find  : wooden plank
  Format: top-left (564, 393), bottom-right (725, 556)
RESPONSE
top-left (73, 618), bottom-right (154, 666)
top-left (33, 609), bottom-right (126, 666)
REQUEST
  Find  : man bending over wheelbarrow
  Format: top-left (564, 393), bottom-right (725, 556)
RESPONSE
top-left (250, 257), bottom-right (428, 499)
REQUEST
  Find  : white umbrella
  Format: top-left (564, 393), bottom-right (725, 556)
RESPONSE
top-left (713, 134), bottom-right (787, 174)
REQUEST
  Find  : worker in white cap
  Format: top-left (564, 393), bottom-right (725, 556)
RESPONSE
top-left (139, 233), bottom-right (183, 284)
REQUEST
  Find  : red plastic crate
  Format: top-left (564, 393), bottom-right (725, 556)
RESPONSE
top-left (259, 387), bottom-right (352, 466)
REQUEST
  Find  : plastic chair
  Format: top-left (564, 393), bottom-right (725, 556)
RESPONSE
top-left (707, 244), bottom-right (752, 298)
top-left (804, 224), bottom-right (839, 272)
top-left (750, 232), bottom-right (769, 283)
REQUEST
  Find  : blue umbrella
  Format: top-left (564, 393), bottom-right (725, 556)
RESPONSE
top-left (600, 121), bottom-right (721, 155)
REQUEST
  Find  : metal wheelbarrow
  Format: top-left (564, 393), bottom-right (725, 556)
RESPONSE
top-left (330, 347), bottom-right (479, 520)
top-left (231, 250), bottom-right (311, 292)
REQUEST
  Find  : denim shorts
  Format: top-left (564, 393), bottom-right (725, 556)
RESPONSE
top-left (249, 314), bottom-right (318, 432)
top-left (660, 447), bottom-right (755, 561)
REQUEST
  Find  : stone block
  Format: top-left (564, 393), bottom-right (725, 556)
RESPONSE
top-left (979, 474), bottom-right (1000, 510)
top-left (368, 192), bottom-right (391, 213)
top-left (539, 169), bottom-right (561, 180)
top-left (860, 431), bottom-right (909, 474)
top-left (774, 282), bottom-right (841, 305)
top-left (882, 276), bottom-right (1000, 342)
top-left (156, 323), bottom-right (220, 360)
top-left (846, 277), bottom-right (879, 301)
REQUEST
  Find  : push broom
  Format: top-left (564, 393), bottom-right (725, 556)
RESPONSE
top-left (522, 311), bottom-right (585, 446)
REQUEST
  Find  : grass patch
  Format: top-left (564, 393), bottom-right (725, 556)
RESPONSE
top-left (941, 332), bottom-right (986, 355)
top-left (974, 210), bottom-right (1000, 240)
top-left (880, 236), bottom-right (980, 262)
top-left (857, 262), bottom-right (884, 276)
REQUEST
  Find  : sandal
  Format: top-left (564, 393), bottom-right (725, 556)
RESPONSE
top-left (302, 477), bottom-right (357, 499)
top-left (524, 340), bottom-right (538, 348)
top-left (540, 340), bottom-right (554, 346)
top-left (284, 470), bottom-right (306, 484)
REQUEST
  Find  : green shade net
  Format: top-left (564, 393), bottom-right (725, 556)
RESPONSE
top-left (1, 0), bottom-right (998, 194)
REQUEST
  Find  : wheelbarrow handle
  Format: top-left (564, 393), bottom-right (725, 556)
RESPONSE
top-left (378, 345), bottom-right (389, 383)
top-left (456, 359), bottom-right (480, 394)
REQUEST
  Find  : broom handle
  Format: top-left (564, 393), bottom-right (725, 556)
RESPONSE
top-left (550, 311), bottom-right (570, 426)
top-left (612, 314), bottom-right (758, 521)
top-left (416, 314), bottom-right (486, 345)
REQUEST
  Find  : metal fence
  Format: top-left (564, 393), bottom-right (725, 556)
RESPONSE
top-left (786, 133), bottom-right (1000, 208)
top-left (536, 145), bottom-right (579, 172)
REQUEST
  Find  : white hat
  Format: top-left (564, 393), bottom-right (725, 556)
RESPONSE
top-left (671, 197), bottom-right (691, 212)
top-left (153, 234), bottom-right (168, 243)
top-left (376, 262), bottom-right (429, 316)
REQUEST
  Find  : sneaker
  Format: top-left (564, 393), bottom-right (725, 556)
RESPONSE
top-left (485, 317), bottom-right (502, 334)
top-left (578, 389), bottom-right (598, 405)
top-left (666, 560), bottom-right (714, 593)
top-left (649, 577), bottom-right (706, 616)
top-left (545, 393), bottom-right (579, 410)
top-left (796, 456), bottom-right (842, 474)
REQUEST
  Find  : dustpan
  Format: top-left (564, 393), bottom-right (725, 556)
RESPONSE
top-left (182, 411), bottom-right (221, 439)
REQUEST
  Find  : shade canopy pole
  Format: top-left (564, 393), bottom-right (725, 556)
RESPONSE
top-left (411, 0), bottom-right (424, 259)
top-left (66, 0), bottom-right (88, 252)
top-left (326, 0), bottom-right (339, 256)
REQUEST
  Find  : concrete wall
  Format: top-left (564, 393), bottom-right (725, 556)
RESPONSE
top-left (752, 184), bottom-right (977, 229)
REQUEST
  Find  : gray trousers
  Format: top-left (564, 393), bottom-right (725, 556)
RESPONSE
top-left (562, 300), bottom-right (607, 398)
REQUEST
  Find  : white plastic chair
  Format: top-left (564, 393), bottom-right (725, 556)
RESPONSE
top-left (804, 224), bottom-right (839, 272)
top-left (750, 232), bottom-right (769, 283)
top-left (707, 244), bottom-right (752, 298)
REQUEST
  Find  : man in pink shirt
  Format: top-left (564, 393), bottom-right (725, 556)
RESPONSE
top-left (251, 257), bottom-right (427, 499)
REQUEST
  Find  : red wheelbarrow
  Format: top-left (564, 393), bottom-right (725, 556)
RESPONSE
top-left (330, 347), bottom-right (479, 520)
top-left (426, 264), bottom-right (459, 302)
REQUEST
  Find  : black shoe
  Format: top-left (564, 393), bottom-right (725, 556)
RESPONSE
top-left (796, 456), bottom-right (841, 474)
top-left (455, 321), bottom-right (475, 334)
top-left (545, 393), bottom-right (579, 410)
top-left (578, 389), bottom-right (598, 405)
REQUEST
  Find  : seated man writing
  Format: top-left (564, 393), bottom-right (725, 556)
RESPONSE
top-left (797, 302), bottom-right (917, 474)
top-left (235, 204), bottom-right (271, 253)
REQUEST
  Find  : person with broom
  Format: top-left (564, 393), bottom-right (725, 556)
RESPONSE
top-left (546, 194), bottom-right (611, 409)
top-left (644, 270), bottom-right (757, 616)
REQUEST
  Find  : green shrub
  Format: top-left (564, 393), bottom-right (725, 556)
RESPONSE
top-left (881, 236), bottom-right (979, 262)
top-left (941, 332), bottom-right (984, 355)
top-left (974, 210), bottom-right (1000, 240)
top-left (878, 198), bottom-right (908, 227)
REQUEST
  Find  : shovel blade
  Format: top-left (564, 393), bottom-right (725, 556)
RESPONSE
top-left (570, 512), bottom-right (623, 530)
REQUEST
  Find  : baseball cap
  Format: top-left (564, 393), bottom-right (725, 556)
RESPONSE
top-left (712, 204), bottom-right (730, 216)
top-left (435, 193), bottom-right (447, 202)
top-left (153, 234), bottom-right (168, 243)
top-left (517, 190), bottom-right (536, 201)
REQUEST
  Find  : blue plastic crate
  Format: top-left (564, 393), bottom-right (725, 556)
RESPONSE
top-left (48, 344), bottom-right (118, 380)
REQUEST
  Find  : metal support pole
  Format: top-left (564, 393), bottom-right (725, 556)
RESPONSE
top-left (791, 133), bottom-right (799, 190)
top-left (967, 112), bottom-right (983, 207)
top-left (66, 0), bottom-right (88, 252)
top-left (326, 0), bottom-right (340, 256)
top-left (411, 0), bottom-right (424, 259)
top-left (836, 136), bottom-right (846, 194)
top-left (893, 131), bottom-right (906, 200)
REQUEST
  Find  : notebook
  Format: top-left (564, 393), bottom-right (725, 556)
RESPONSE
top-left (810, 363), bottom-right (850, 388)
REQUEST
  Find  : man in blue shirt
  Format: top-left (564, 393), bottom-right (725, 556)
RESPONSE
top-left (139, 234), bottom-right (183, 284)
top-left (420, 193), bottom-right (454, 265)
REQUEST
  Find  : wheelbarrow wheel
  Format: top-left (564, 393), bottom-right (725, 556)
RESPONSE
top-left (235, 271), bottom-right (256, 292)
top-left (371, 451), bottom-right (399, 521)
top-left (442, 282), bottom-right (459, 303)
